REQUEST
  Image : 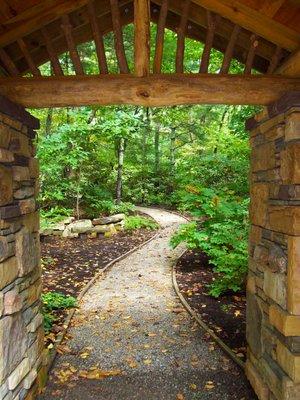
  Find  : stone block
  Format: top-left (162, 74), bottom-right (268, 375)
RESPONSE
top-left (4, 289), bottom-right (23, 315)
top-left (287, 236), bottom-right (300, 315)
top-left (281, 142), bottom-right (300, 184)
top-left (0, 165), bottom-right (13, 206)
top-left (268, 206), bottom-right (300, 236)
top-left (19, 199), bottom-right (36, 215)
top-left (270, 305), bottom-right (300, 336)
top-left (249, 225), bottom-right (262, 245)
top-left (1, 114), bottom-right (22, 131)
top-left (251, 142), bottom-right (275, 172)
top-left (247, 275), bottom-right (256, 294)
top-left (27, 314), bottom-right (43, 333)
top-left (23, 369), bottom-right (37, 390)
top-left (250, 184), bottom-right (269, 227)
top-left (7, 358), bottom-right (30, 390)
top-left (92, 213), bottom-right (125, 226)
top-left (0, 257), bottom-right (18, 290)
top-left (245, 360), bottom-right (269, 400)
top-left (14, 187), bottom-right (34, 200)
top-left (22, 212), bottom-right (39, 233)
top-left (0, 292), bottom-right (3, 317)
top-left (0, 204), bottom-right (20, 220)
top-left (285, 112), bottom-right (300, 141)
top-left (247, 292), bottom-right (263, 357)
top-left (69, 219), bottom-right (93, 234)
top-left (28, 158), bottom-right (39, 179)
top-left (15, 229), bottom-right (39, 277)
top-left (276, 340), bottom-right (300, 383)
top-left (0, 236), bottom-right (15, 262)
top-left (25, 280), bottom-right (42, 306)
top-left (0, 149), bottom-right (14, 163)
top-left (12, 166), bottom-right (30, 182)
top-left (9, 132), bottom-right (30, 157)
top-left (0, 314), bottom-right (28, 382)
top-left (268, 243), bottom-right (287, 274)
top-left (0, 125), bottom-right (12, 149)
top-left (264, 270), bottom-right (287, 309)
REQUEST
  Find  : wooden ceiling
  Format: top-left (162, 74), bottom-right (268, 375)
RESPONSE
top-left (0, 0), bottom-right (298, 77)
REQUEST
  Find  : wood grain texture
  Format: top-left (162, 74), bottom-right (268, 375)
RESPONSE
top-left (220, 24), bottom-right (240, 74)
top-left (276, 48), bottom-right (300, 77)
top-left (134, 0), bottom-right (150, 76)
top-left (0, 74), bottom-right (299, 108)
top-left (199, 11), bottom-right (218, 73)
top-left (110, 0), bottom-right (129, 73)
top-left (41, 26), bottom-right (63, 76)
top-left (244, 34), bottom-right (258, 75)
top-left (153, 0), bottom-right (168, 73)
top-left (0, 48), bottom-right (19, 76)
top-left (61, 14), bottom-right (84, 75)
top-left (175, 0), bottom-right (190, 73)
top-left (17, 38), bottom-right (41, 76)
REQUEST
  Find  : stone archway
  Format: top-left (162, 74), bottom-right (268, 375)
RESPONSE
top-left (0, 92), bottom-right (299, 400)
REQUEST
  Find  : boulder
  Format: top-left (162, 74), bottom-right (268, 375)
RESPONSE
top-left (62, 226), bottom-right (79, 238)
top-left (93, 224), bottom-right (110, 234)
top-left (92, 213), bottom-right (125, 226)
top-left (62, 217), bottom-right (75, 225)
top-left (69, 219), bottom-right (93, 234)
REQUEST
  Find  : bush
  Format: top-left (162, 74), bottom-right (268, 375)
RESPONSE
top-left (124, 215), bottom-right (159, 231)
top-left (42, 292), bottom-right (77, 332)
top-left (171, 186), bottom-right (249, 297)
top-left (40, 207), bottom-right (73, 230)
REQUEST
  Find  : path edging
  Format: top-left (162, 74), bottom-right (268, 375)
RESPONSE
top-left (46, 229), bottom-right (161, 372)
top-left (172, 252), bottom-right (245, 370)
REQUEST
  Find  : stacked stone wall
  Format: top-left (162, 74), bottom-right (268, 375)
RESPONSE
top-left (0, 97), bottom-right (45, 400)
top-left (246, 93), bottom-right (300, 400)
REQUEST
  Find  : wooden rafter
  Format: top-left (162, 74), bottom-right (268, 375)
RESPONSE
top-left (268, 45), bottom-right (282, 74)
top-left (175, 0), bottom-right (190, 73)
top-left (191, 0), bottom-right (300, 51)
top-left (134, 0), bottom-right (150, 76)
top-left (260, 0), bottom-right (285, 18)
top-left (17, 38), bottom-right (41, 76)
top-left (0, 48), bottom-right (19, 76)
top-left (0, 74), bottom-right (299, 108)
top-left (244, 34), bottom-right (258, 75)
top-left (61, 14), bottom-right (84, 75)
top-left (276, 48), bottom-right (300, 77)
top-left (153, 0), bottom-right (168, 73)
top-left (199, 11), bottom-right (218, 73)
top-left (110, 0), bottom-right (129, 73)
top-left (87, 0), bottom-right (108, 74)
top-left (41, 26), bottom-right (63, 76)
top-left (220, 24), bottom-right (240, 74)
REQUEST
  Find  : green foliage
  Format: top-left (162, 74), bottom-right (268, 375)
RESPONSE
top-left (40, 207), bottom-right (72, 229)
top-left (41, 292), bottom-right (77, 332)
top-left (171, 187), bottom-right (249, 297)
top-left (124, 215), bottom-right (159, 231)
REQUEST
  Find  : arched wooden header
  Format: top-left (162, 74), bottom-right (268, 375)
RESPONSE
top-left (0, 0), bottom-right (298, 107)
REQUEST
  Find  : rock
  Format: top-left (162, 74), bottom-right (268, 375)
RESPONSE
top-left (246, 292), bottom-right (263, 358)
top-left (28, 158), bottom-right (39, 178)
top-left (15, 228), bottom-right (39, 277)
top-left (0, 236), bottom-right (15, 262)
top-left (270, 305), bottom-right (300, 336)
top-left (52, 223), bottom-right (65, 232)
top-left (0, 315), bottom-right (28, 382)
top-left (0, 148), bottom-right (14, 163)
top-left (264, 270), bottom-right (287, 309)
top-left (92, 213), bottom-right (125, 226)
top-left (88, 231), bottom-right (97, 239)
top-left (7, 357), bottom-right (30, 390)
top-left (62, 217), bottom-right (75, 225)
top-left (12, 166), bottom-right (30, 182)
top-left (268, 244), bottom-right (287, 273)
top-left (0, 165), bottom-right (13, 206)
top-left (62, 226), bottom-right (79, 238)
top-left (69, 219), bottom-right (93, 234)
top-left (0, 257), bottom-right (18, 290)
top-left (23, 368), bottom-right (37, 390)
top-left (93, 224), bottom-right (110, 234)
top-left (19, 198), bottom-right (36, 215)
top-left (287, 236), bottom-right (300, 315)
top-left (276, 340), bottom-right (300, 383)
top-left (0, 292), bottom-right (3, 317)
top-left (27, 314), bottom-right (43, 333)
top-left (245, 361), bottom-right (269, 400)
top-left (4, 290), bottom-right (23, 315)
top-left (14, 186), bottom-right (34, 200)
top-left (104, 224), bottom-right (117, 237)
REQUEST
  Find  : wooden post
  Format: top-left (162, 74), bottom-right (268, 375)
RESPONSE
top-left (134, 0), bottom-right (150, 77)
top-left (41, 27), bottom-right (63, 76)
top-left (199, 11), bottom-right (218, 73)
top-left (268, 45), bottom-right (282, 74)
top-left (0, 48), bottom-right (19, 76)
top-left (110, 0), bottom-right (129, 73)
top-left (153, 0), bottom-right (168, 74)
top-left (220, 24), bottom-right (240, 74)
top-left (17, 38), bottom-right (41, 77)
top-left (87, 0), bottom-right (108, 74)
top-left (175, 0), bottom-right (190, 73)
top-left (244, 34), bottom-right (258, 75)
top-left (61, 15), bottom-right (84, 75)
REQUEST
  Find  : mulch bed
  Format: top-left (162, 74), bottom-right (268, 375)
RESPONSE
top-left (175, 250), bottom-right (247, 362)
top-left (41, 229), bottom-right (156, 297)
top-left (41, 228), bottom-right (156, 343)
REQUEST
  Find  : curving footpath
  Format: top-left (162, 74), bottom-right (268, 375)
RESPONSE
top-left (39, 207), bottom-right (256, 400)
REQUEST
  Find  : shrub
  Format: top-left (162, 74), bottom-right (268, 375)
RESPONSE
top-left (40, 207), bottom-right (72, 229)
top-left (171, 186), bottom-right (249, 297)
top-left (124, 215), bottom-right (159, 231)
top-left (42, 292), bottom-right (77, 332)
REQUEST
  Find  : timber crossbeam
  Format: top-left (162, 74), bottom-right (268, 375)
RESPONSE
top-left (0, 74), bottom-right (299, 108)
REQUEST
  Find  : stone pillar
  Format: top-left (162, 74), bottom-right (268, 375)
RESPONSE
top-left (246, 92), bottom-right (300, 400)
top-left (0, 96), bottom-right (45, 400)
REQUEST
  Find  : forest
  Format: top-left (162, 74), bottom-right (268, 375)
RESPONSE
top-left (32, 24), bottom-right (258, 298)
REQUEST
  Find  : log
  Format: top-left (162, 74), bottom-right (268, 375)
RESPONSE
top-left (41, 27), bottom-right (64, 76)
top-left (0, 48), bottom-right (19, 76)
top-left (61, 15), bottom-right (84, 75)
top-left (153, 0), bottom-right (168, 74)
top-left (244, 34), bottom-right (258, 75)
top-left (17, 38), bottom-right (41, 76)
top-left (134, 0), bottom-right (150, 76)
top-left (175, 0), bottom-right (190, 73)
top-left (220, 24), bottom-right (240, 74)
top-left (276, 49), bottom-right (300, 78)
top-left (199, 11), bottom-right (218, 73)
top-left (0, 74), bottom-right (299, 108)
top-left (110, 0), bottom-right (129, 73)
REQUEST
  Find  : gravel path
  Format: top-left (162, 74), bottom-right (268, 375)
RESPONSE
top-left (39, 207), bottom-right (256, 400)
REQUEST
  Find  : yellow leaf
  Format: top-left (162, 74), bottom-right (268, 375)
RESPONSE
top-left (176, 393), bottom-right (185, 400)
top-left (143, 359), bottom-right (152, 365)
top-left (190, 383), bottom-right (197, 390)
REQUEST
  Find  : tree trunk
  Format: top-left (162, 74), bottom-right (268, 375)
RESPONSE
top-left (45, 107), bottom-right (53, 136)
top-left (142, 107), bottom-right (150, 165)
top-left (154, 126), bottom-right (160, 175)
top-left (116, 137), bottom-right (125, 204)
top-left (170, 127), bottom-right (176, 178)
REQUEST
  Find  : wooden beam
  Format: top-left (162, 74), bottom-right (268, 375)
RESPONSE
top-left (41, 27), bottom-right (64, 76)
top-left (191, 0), bottom-right (300, 51)
top-left (0, 74), bottom-right (299, 108)
top-left (0, 48), bottom-right (19, 76)
top-left (175, 0), bottom-right (190, 73)
top-left (110, 0), bottom-right (129, 73)
top-left (87, 0), bottom-right (108, 74)
top-left (199, 11), bottom-right (218, 73)
top-left (276, 48), bottom-right (300, 78)
top-left (153, 0), bottom-right (168, 73)
top-left (244, 34), bottom-right (258, 75)
top-left (134, 0), bottom-right (150, 76)
top-left (61, 15), bottom-right (84, 75)
top-left (17, 38), bottom-right (41, 76)
top-left (268, 45), bottom-right (282, 74)
top-left (220, 24), bottom-right (240, 74)
top-left (0, 0), bottom-right (91, 48)
top-left (260, 0), bottom-right (285, 18)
